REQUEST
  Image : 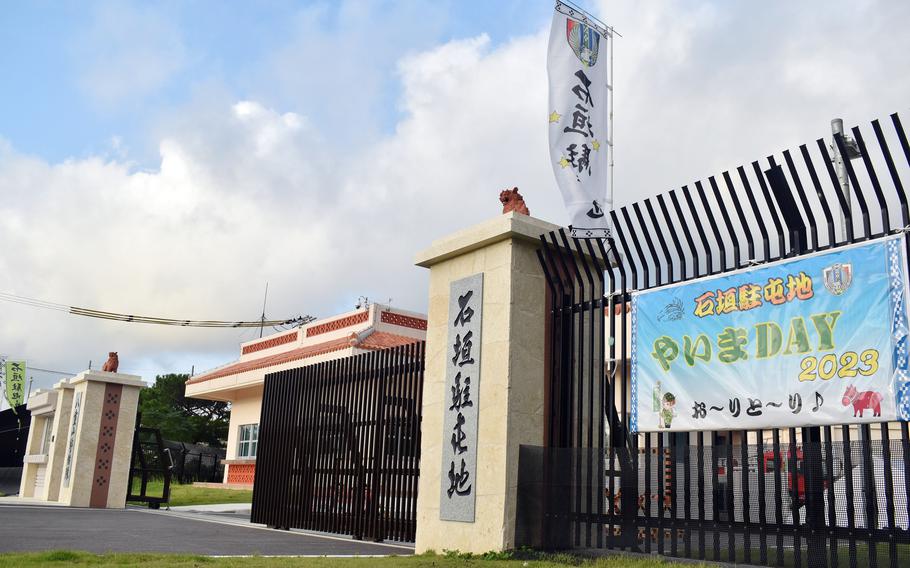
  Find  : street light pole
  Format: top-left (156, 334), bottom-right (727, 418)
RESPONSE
top-left (830, 118), bottom-right (862, 242)
top-left (831, 118), bottom-right (850, 241)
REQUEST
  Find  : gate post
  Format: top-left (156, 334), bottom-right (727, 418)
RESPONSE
top-left (413, 211), bottom-right (561, 553)
top-left (21, 370), bottom-right (145, 508)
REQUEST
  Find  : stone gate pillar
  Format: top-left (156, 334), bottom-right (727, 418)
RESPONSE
top-left (56, 371), bottom-right (144, 508)
top-left (21, 370), bottom-right (145, 508)
top-left (413, 211), bottom-right (559, 553)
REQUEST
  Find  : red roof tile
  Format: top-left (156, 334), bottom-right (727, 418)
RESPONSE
top-left (186, 331), bottom-right (419, 386)
top-left (361, 331), bottom-right (420, 350)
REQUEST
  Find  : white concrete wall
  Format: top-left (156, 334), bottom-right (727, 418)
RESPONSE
top-left (224, 387), bottom-right (263, 462)
top-left (42, 383), bottom-right (75, 502)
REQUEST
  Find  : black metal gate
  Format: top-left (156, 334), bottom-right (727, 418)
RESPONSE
top-left (252, 341), bottom-right (424, 543)
top-left (127, 419), bottom-right (171, 509)
top-left (527, 113), bottom-right (910, 567)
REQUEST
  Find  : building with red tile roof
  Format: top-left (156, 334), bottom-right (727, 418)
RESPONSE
top-left (185, 303), bottom-right (426, 486)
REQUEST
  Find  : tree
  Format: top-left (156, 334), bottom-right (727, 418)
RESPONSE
top-left (138, 374), bottom-right (229, 447)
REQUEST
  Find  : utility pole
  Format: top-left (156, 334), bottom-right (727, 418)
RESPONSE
top-left (259, 282), bottom-right (269, 339)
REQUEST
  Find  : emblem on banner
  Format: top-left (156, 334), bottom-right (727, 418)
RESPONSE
top-left (566, 18), bottom-right (600, 66)
top-left (823, 263), bottom-right (853, 296)
top-left (657, 298), bottom-right (684, 322)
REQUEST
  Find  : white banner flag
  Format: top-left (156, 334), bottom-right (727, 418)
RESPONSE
top-left (547, 2), bottom-right (611, 238)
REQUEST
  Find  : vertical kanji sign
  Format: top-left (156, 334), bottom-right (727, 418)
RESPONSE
top-left (63, 391), bottom-right (82, 487)
top-left (4, 360), bottom-right (26, 408)
top-left (439, 273), bottom-right (483, 522)
top-left (547, 1), bottom-right (611, 238)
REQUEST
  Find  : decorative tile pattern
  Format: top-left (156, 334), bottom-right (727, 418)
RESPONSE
top-left (887, 237), bottom-right (910, 420)
top-left (380, 311), bottom-right (428, 331)
top-left (305, 311), bottom-right (369, 337)
top-left (630, 294), bottom-right (639, 433)
top-left (227, 463), bottom-right (256, 484)
top-left (241, 332), bottom-right (298, 355)
top-left (89, 383), bottom-right (123, 508)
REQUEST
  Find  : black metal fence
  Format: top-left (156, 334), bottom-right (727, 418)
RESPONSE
top-left (0, 405), bottom-right (29, 468)
top-left (164, 441), bottom-right (224, 484)
top-left (528, 112), bottom-right (910, 567)
top-left (0, 405), bottom-right (29, 495)
top-left (127, 424), bottom-right (172, 508)
top-left (251, 342), bottom-right (425, 543)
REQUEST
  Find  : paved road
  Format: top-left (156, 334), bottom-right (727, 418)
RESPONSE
top-left (0, 504), bottom-right (414, 556)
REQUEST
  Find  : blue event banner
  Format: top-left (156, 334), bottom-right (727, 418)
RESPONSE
top-left (631, 235), bottom-right (910, 432)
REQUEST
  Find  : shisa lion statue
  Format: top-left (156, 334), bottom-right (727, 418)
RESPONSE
top-left (500, 187), bottom-right (530, 216)
top-left (102, 352), bottom-right (119, 373)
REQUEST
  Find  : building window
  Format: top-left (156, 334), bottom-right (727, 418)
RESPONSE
top-left (238, 424), bottom-right (258, 458)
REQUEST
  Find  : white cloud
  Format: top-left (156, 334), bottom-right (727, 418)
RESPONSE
top-left (2, 0), bottom-right (910, 391)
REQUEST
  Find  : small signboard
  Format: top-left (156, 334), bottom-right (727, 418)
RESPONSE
top-left (4, 360), bottom-right (26, 408)
top-left (63, 391), bottom-right (82, 487)
top-left (439, 273), bottom-right (483, 522)
top-left (632, 235), bottom-right (910, 431)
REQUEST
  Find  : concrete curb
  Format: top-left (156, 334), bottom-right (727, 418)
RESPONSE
top-left (167, 503), bottom-right (252, 513)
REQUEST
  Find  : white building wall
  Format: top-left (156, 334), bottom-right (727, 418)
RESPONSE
top-left (225, 388), bottom-right (263, 463)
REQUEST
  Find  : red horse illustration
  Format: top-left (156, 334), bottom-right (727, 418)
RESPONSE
top-left (842, 385), bottom-right (883, 418)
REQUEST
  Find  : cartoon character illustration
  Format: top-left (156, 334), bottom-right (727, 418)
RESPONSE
top-left (842, 385), bottom-right (882, 418)
top-left (659, 392), bottom-right (676, 429)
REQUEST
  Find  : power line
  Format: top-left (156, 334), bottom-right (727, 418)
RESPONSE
top-left (0, 290), bottom-right (315, 329)
top-left (68, 306), bottom-right (312, 328)
top-left (0, 292), bottom-right (67, 312)
top-left (27, 366), bottom-right (78, 376)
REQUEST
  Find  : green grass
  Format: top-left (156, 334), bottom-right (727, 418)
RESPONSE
top-left (0, 550), bottom-right (703, 567)
top-left (127, 479), bottom-right (252, 507)
top-left (673, 539), bottom-right (910, 568)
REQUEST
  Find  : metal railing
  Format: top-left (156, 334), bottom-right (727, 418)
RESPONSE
top-left (530, 112), bottom-right (910, 567)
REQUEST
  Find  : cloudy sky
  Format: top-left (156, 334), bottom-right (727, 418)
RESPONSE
top-left (1, 0), bottom-right (908, 395)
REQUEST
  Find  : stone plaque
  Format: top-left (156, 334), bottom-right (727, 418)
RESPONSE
top-left (63, 391), bottom-right (82, 488)
top-left (439, 273), bottom-right (482, 522)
